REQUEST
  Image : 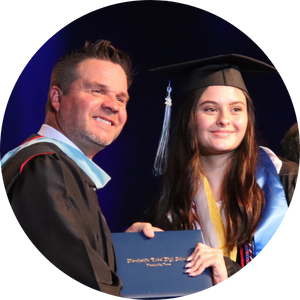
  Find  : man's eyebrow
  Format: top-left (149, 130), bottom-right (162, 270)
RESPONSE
top-left (84, 81), bottom-right (130, 101)
top-left (83, 81), bottom-right (105, 89)
top-left (119, 92), bottom-right (130, 102)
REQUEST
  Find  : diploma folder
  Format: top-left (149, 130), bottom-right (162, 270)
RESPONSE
top-left (111, 230), bottom-right (212, 298)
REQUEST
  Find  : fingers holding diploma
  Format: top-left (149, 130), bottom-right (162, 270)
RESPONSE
top-left (185, 243), bottom-right (228, 285)
top-left (125, 222), bottom-right (164, 238)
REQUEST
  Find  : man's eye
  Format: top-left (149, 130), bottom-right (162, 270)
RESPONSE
top-left (93, 89), bottom-right (104, 94)
top-left (117, 97), bottom-right (128, 106)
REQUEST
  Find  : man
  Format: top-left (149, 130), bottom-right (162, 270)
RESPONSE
top-left (1, 40), bottom-right (158, 296)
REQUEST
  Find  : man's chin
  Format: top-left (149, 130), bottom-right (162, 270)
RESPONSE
top-left (81, 129), bottom-right (122, 149)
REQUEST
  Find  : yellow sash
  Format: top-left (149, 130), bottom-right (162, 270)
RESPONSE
top-left (202, 176), bottom-right (237, 261)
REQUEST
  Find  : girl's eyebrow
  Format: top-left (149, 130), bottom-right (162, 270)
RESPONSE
top-left (199, 100), bottom-right (246, 106)
top-left (198, 100), bottom-right (217, 106)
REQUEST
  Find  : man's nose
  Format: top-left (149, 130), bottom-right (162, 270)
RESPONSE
top-left (101, 93), bottom-right (120, 113)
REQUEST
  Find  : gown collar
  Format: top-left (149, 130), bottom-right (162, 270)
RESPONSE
top-left (1, 135), bottom-right (111, 189)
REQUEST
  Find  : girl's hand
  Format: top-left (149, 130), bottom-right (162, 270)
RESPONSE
top-left (185, 243), bottom-right (228, 285)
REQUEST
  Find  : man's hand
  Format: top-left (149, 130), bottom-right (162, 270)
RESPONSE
top-left (125, 222), bottom-right (163, 238)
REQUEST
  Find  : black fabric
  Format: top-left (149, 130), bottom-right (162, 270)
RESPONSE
top-left (224, 257), bottom-right (242, 277)
top-left (278, 159), bottom-right (298, 205)
top-left (150, 54), bottom-right (277, 95)
top-left (2, 138), bottom-right (122, 296)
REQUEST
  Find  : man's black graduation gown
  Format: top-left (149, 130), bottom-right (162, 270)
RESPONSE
top-left (2, 140), bottom-right (122, 296)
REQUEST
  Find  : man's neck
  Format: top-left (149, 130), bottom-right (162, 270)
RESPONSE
top-left (38, 124), bottom-right (83, 154)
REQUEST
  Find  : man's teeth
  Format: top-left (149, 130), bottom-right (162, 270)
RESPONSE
top-left (94, 117), bottom-right (112, 125)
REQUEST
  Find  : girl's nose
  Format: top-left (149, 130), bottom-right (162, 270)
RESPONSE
top-left (217, 111), bottom-right (230, 126)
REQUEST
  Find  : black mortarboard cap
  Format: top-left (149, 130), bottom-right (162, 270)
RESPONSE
top-left (150, 53), bottom-right (277, 95)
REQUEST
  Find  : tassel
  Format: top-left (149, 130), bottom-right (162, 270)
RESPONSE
top-left (153, 81), bottom-right (172, 176)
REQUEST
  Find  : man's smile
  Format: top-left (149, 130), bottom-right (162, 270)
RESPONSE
top-left (92, 116), bottom-right (113, 126)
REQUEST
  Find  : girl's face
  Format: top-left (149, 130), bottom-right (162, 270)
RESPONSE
top-left (195, 86), bottom-right (248, 156)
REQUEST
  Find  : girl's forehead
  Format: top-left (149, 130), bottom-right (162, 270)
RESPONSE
top-left (198, 86), bottom-right (247, 103)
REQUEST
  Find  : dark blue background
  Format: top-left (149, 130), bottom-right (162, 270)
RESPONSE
top-left (1, 1), bottom-right (296, 232)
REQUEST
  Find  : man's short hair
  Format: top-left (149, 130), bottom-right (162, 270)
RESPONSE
top-left (46, 40), bottom-right (132, 111)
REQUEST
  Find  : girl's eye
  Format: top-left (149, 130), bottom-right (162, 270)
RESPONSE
top-left (231, 107), bottom-right (242, 112)
top-left (204, 107), bottom-right (217, 112)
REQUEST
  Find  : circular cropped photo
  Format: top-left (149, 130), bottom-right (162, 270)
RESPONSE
top-left (1, 1), bottom-right (299, 299)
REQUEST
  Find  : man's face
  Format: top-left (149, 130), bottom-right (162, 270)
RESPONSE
top-left (56, 58), bottom-right (129, 158)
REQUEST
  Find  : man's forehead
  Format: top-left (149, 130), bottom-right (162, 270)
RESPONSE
top-left (77, 59), bottom-right (127, 83)
top-left (78, 58), bottom-right (124, 73)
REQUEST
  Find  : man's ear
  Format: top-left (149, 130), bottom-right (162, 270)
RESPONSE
top-left (49, 86), bottom-right (62, 112)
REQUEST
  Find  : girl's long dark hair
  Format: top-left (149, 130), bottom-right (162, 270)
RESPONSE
top-left (151, 88), bottom-right (265, 252)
